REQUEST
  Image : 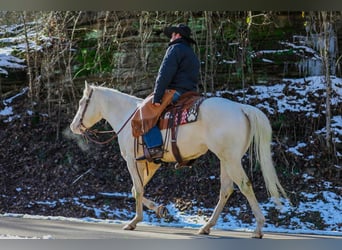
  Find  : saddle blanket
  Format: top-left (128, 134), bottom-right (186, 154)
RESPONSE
top-left (158, 93), bottom-right (206, 130)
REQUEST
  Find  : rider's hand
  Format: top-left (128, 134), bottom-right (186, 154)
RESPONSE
top-left (153, 102), bottom-right (161, 107)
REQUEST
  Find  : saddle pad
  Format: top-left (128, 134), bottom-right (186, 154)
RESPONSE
top-left (158, 94), bottom-right (206, 130)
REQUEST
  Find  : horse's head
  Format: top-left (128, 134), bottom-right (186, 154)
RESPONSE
top-left (70, 81), bottom-right (102, 135)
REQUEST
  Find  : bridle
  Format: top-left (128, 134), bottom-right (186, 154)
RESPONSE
top-left (78, 87), bottom-right (144, 188)
top-left (78, 87), bottom-right (137, 145)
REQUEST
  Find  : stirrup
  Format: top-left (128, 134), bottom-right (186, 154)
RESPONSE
top-left (136, 146), bottom-right (163, 162)
top-left (136, 146), bottom-right (153, 162)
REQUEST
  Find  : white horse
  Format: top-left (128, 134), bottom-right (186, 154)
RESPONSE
top-left (70, 82), bottom-right (287, 238)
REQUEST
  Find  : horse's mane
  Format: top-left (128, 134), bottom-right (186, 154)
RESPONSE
top-left (91, 85), bottom-right (143, 102)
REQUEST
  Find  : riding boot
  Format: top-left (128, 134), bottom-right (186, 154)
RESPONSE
top-left (136, 146), bottom-right (164, 162)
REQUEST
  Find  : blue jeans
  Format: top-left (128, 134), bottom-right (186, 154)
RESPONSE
top-left (143, 91), bottom-right (181, 149)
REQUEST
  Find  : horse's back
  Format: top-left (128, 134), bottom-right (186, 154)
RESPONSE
top-left (196, 97), bottom-right (252, 156)
top-left (199, 97), bottom-right (248, 126)
top-left (162, 96), bottom-right (254, 161)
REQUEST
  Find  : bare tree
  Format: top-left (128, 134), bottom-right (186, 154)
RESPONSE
top-left (318, 11), bottom-right (336, 152)
top-left (304, 11), bottom-right (337, 152)
top-left (204, 11), bottom-right (215, 94)
top-left (320, 12), bottom-right (332, 151)
top-left (21, 11), bottom-right (33, 100)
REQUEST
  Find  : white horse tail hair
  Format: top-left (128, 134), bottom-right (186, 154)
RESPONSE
top-left (241, 104), bottom-right (288, 208)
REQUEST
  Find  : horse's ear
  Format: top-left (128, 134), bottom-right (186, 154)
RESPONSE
top-left (85, 80), bottom-right (89, 90)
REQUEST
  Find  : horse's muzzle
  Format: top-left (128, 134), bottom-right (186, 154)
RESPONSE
top-left (70, 122), bottom-right (82, 135)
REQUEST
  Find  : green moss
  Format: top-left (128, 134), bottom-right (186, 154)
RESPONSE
top-left (73, 29), bottom-right (117, 78)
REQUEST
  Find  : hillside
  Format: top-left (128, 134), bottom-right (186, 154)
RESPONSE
top-left (0, 75), bottom-right (341, 233)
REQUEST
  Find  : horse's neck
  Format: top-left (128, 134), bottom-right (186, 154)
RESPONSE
top-left (95, 87), bottom-right (141, 132)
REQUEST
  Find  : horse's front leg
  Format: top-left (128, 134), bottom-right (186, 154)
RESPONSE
top-left (142, 197), bottom-right (169, 218)
top-left (123, 185), bottom-right (143, 230)
top-left (123, 160), bottom-right (145, 231)
top-left (123, 160), bottom-right (163, 230)
top-left (139, 162), bottom-right (167, 218)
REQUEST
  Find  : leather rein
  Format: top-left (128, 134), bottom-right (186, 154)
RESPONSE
top-left (79, 88), bottom-right (136, 145)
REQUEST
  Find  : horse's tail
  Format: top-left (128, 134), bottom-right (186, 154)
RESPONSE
top-left (241, 104), bottom-right (288, 208)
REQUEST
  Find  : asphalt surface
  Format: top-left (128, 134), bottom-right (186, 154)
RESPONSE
top-left (0, 216), bottom-right (340, 239)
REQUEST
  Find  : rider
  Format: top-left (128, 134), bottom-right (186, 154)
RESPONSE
top-left (136, 23), bottom-right (200, 162)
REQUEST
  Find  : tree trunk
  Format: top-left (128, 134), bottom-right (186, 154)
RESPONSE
top-left (320, 11), bottom-right (333, 152)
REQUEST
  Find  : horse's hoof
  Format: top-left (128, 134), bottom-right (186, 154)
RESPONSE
top-left (123, 224), bottom-right (136, 231)
top-left (251, 232), bottom-right (263, 239)
top-left (198, 227), bottom-right (210, 235)
top-left (157, 205), bottom-right (169, 218)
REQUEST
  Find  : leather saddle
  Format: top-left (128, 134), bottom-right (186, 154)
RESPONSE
top-left (158, 92), bottom-right (206, 168)
top-left (132, 90), bottom-right (206, 168)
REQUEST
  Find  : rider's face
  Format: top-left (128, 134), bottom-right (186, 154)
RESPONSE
top-left (170, 32), bottom-right (181, 42)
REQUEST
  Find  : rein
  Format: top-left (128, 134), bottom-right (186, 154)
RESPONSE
top-left (79, 88), bottom-right (137, 145)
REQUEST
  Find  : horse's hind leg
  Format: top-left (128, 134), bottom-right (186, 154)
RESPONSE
top-left (139, 162), bottom-right (169, 218)
top-left (198, 163), bottom-right (234, 235)
top-left (228, 160), bottom-right (265, 238)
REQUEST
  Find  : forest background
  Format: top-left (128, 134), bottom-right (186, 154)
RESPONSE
top-left (0, 11), bottom-right (341, 231)
top-left (1, 11), bottom-right (341, 146)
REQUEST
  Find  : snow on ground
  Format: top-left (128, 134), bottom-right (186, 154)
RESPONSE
top-left (0, 181), bottom-right (342, 239)
top-left (0, 21), bottom-right (49, 76)
top-left (0, 233), bottom-right (53, 239)
top-left (1, 75), bottom-right (342, 238)
top-left (0, 87), bottom-right (29, 122)
top-left (1, 22), bottom-right (341, 239)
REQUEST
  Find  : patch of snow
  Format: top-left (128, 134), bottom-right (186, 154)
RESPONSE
top-left (0, 234), bottom-right (53, 239)
top-left (287, 142), bottom-right (307, 156)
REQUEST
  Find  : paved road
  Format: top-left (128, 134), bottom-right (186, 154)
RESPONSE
top-left (0, 216), bottom-right (340, 239)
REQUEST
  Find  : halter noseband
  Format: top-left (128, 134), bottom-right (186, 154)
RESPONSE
top-left (79, 88), bottom-right (94, 133)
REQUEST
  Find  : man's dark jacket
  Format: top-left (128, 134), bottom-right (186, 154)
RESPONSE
top-left (152, 38), bottom-right (200, 104)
